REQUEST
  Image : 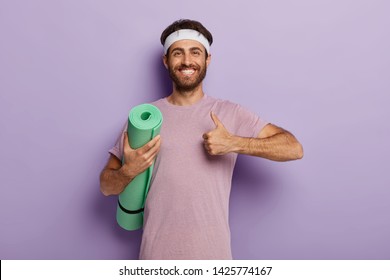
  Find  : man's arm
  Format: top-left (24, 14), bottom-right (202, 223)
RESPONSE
top-left (233, 123), bottom-right (303, 161)
top-left (100, 133), bottom-right (161, 196)
top-left (202, 112), bottom-right (303, 161)
top-left (99, 154), bottom-right (133, 196)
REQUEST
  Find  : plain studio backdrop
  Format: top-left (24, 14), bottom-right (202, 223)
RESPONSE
top-left (0, 0), bottom-right (389, 259)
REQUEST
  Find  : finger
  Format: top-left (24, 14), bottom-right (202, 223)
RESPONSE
top-left (139, 135), bottom-right (161, 153)
top-left (210, 111), bottom-right (222, 128)
top-left (202, 133), bottom-right (209, 140)
top-left (204, 145), bottom-right (213, 155)
top-left (142, 137), bottom-right (161, 160)
top-left (137, 144), bottom-right (160, 171)
top-left (123, 132), bottom-right (133, 153)
top-left (146, 146), bottom-right (160, 164)
top-left (139, 149), bottom-right (159, 169)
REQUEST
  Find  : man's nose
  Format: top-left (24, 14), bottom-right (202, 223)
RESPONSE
top-left (182, 52), bottom-right (191, 65)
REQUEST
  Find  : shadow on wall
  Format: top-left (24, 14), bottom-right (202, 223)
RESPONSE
top-left (232, 155), bottom-right (277, 191)
top-left (93, 191), bottom-right (142, 259)
top-left (151, 50), bottom-right (172, 101)
top-left (230, 155), bottom-right (281, 218)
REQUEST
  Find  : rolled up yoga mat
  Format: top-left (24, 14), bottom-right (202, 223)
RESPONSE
top-left (116, 104), bottom-right (163, 230)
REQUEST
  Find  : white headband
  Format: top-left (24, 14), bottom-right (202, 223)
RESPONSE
top-left (163, 29), bottom-right (210, 55)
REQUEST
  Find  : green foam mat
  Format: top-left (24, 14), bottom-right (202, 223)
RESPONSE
top-left (116, 104), bottom-right (163, 230)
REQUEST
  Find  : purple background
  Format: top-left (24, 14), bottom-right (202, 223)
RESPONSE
top-left (1, 0), bottom-right (389, 259)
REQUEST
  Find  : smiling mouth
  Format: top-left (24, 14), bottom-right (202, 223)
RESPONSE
top-left (180, 69), bottom-right (195, 75)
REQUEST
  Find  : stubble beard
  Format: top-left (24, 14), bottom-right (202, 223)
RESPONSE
top-left (168, 63), bottom-right (207, 93)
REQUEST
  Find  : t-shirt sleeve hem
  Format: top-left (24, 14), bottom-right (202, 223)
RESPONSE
top-left (108, 148), bottom-right (121, 160)
top-left (251, 120), bottom-right (270, 138)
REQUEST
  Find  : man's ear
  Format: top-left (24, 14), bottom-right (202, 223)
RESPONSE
top-left (163, 55), bottom-right (168, 69)
top-left (206, 54), bottom-right (211, 67)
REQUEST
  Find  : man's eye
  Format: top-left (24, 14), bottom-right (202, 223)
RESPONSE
top-left (173, 52), bottom-right (181, 56)
top-left (193, 51), bottom-right (200, 55)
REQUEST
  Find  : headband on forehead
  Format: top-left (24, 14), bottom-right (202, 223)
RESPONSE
top-left (163, 29), bottom-right (211, 55)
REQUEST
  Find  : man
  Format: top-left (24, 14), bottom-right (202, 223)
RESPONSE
top-left (100, 19), bottom-right (303, 260)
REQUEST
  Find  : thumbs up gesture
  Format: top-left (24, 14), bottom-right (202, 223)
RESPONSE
top-left (202, 112), bottom-right (235, 155)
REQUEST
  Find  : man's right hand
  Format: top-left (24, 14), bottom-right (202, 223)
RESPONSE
top-left (121, 132), bottom-right (161, 179)
top-left (100, 132), bottom-right (161, 196)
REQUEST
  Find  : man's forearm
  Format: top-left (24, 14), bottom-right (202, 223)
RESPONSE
top-left (231, 131), bottom-right (304, 161)
top-left (100, 167), bottom-right (134, 196)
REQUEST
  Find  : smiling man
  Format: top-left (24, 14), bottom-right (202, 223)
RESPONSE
top-left (165, 37), bottom-right (208, 93)
top-left (100, 19), bottom-right (303, 260)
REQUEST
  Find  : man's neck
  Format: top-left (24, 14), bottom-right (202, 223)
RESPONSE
top-left (167, 85), bottom-right (205, 106)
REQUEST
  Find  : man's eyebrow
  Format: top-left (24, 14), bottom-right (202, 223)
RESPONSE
top-left (190, 47), bottom-right (203, 52)
top-left (170, 47), bottom-right (204, 53)
top-left (170, 47), bottom-right (185, 53)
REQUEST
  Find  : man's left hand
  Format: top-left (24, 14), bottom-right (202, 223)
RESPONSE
top-left (202, 112), bottom-right (236, 155)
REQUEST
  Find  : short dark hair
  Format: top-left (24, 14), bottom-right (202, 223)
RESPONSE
top-left (160, 19), bottom-right (213, 52)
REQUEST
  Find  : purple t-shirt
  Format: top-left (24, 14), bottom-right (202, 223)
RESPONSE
top-left (109, 95), bottom-right (268, 259)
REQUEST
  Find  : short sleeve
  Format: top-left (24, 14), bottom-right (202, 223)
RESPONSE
top-left (108, 121), bottom-right (128, 160)
top-left (234, 104), bottom-right (269, 138)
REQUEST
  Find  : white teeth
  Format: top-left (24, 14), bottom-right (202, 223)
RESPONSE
top-left (181, 69), bottom-right (195, 75)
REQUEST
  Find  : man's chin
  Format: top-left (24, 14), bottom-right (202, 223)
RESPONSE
top-left (173, 77), bottom-right (202, 92)
top-left (170, 68), bottom-right (207, 93)
top-left (175, 83), bottom-right (201, 93)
